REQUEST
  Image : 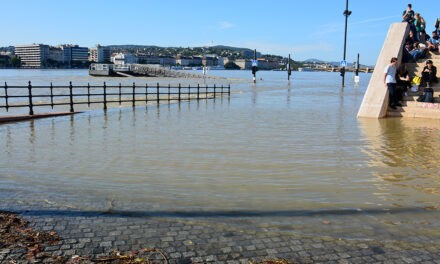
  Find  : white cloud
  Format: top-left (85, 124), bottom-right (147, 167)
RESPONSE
top-left (351, 15), bottom-right (399, 26)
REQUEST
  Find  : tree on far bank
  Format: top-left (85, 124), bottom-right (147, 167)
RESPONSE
top-left (11, 56), bottom-right (21, 68)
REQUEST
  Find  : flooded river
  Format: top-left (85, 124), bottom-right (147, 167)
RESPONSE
top-left (1, 69), bottom-right (439, 241)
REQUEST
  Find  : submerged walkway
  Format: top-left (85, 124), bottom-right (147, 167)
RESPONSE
top-left (0, 112), bottom-right (78, 124)
top-left (1, 204), bottom-right (439, 263)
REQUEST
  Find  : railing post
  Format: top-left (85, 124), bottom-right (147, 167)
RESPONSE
top-left (214, 84), bottom-right (216, 98)
top-left (168, 84), bottom-right (171, 101)
top-left (206, 84), bottom-right (208, 99)
top-left (146, 83), bottom-right (149, 104)
top-left (103, 82), bottom-right (107, 110)
top-left (119, 83), bottom-right (122, 105)
top-left (145, 83), bottom-right (148, 104)
top-left (221, 84), bottom-right (224, 95)
top-left (178, 83), bottom-right (181, 101)
top-left (228, 84), bottom-right (231, 96)
top-left (50, 82), bottom-right (54, 109)
top-left (69, 81), bottom-right (74, 113)
top-left (197, 83), bottom-right (200, 100)
top-left (28, 81), bottom-right (34, 115)
top-left (132, 82), bottom-right (136, 107)
top-left (87, 83), bottom-right (90, 107)
top-left (188, 84), bottom-right (191, 99)
top-left (156, 82), bottom-right (160, 104)
top-left (4, 82), bottom-right (9, 111)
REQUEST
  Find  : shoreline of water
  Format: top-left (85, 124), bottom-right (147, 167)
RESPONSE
top-left (1, 69), bottom-right (439, 240)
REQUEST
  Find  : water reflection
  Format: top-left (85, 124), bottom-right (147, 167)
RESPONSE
top-left (359, 118), bottom-right (440, 206)
top-left (1, 71), bottom-right (438, 214)
top-left (28, 120), bottom-right (36, 163)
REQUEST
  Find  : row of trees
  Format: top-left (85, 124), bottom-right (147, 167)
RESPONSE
top-left (0, 55), bottom-right (21, 68)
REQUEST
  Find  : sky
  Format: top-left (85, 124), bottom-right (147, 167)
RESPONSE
top-left (1, 1), bottom-right (437, 65)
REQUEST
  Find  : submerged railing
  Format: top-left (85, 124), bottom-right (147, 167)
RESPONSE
top-left (0, 81), bottom-right (230, 115)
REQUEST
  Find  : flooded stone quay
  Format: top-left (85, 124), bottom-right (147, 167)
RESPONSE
top-left (1, 69), bottom-right (439, 263)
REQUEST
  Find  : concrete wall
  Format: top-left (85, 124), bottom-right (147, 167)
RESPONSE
top-left (357, 23), bottom-right (409, 118)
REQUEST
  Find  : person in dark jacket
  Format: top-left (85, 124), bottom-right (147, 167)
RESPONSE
top-left (396, 64), bottom-right (411, 101)
top-left (421, 59), bottom-right (438, 87)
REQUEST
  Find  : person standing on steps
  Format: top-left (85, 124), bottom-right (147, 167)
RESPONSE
top-left (402, 4), bottom-right (416, 37)
top-left (384, 57), bottom-right (400, 109)
top-left (414, 13), bottom-right (426, 42)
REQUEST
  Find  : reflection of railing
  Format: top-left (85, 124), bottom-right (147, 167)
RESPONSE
top-left (0, 81), bottom-right (230, 115)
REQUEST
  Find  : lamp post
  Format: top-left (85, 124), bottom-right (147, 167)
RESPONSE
top-left (341, 0), bottom-right (351, 87)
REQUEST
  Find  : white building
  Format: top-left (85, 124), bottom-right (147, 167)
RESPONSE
top-left (14, 44), bottom-right (49, 68)
top-left (111, 53), bottom-right (138, 65)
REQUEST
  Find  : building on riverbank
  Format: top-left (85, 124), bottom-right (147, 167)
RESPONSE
top-left (14, 44), bottom-right (89, 68)
top-left (88, 44), bottom-right (111, 63)
top-left (14, 44), bottom-right (49, 68)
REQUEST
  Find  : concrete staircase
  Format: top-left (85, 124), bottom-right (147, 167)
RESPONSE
top-left (387, 52), bottom-right (440, 118)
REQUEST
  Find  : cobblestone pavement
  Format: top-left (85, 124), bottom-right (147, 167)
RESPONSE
top-left (1, 205), bottom-right (440, 263)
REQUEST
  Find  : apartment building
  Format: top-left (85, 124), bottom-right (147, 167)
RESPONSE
top-left (89, 44), bottom-right (110, 63)
top-left (14, 44), bottom-right (49, 68)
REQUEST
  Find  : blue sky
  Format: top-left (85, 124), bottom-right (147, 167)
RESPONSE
top-left (2, 1), bottom-right (437, 65)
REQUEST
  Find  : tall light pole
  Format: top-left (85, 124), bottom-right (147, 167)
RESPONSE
top-left (341, 0), bottom-right (351, 87)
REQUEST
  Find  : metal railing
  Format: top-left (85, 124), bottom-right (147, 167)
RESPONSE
top-left (0, 81), bottom-right (230, 115)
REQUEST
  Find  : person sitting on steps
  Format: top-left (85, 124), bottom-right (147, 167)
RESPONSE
top-left (409, 42), bottom-right (428, 61)
top-left (427, 30), bottom-right (440, 52)
top-left (421, 59), bottom-right (438, 88)
top-left (396, 64), bottom-right (411, 101)
top-left (402, 4), bottom-right (417, 37)
top-left (405, 30), bottom-right (418, 48)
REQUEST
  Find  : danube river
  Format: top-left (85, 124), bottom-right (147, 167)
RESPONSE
top-left (0, 69), bottom-right (439, 241)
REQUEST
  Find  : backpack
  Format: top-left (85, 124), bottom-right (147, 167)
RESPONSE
top-left (424, 88), bottom-right (434, 103)
top-left (417, 88), bottom-right (434, 102)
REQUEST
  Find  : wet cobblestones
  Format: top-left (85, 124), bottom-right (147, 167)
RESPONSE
top-left (1, 205), bottom-right (439, 263)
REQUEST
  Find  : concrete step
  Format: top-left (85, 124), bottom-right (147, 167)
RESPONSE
top-left (403, 91), bottom-right (440, 101)
top-left (387, 104), bottom-right (440, 118)
top-left (400, 100), bottom-right (440, 106)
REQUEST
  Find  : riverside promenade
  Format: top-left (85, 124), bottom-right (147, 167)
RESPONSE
top-left (1, 202), bottom-right (439, 263)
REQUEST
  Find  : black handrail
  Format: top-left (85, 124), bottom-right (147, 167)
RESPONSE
top-left (0, 81), bottom-right (231, 115)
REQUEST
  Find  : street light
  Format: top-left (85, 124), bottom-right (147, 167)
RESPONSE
top-left (341, 0), bottom-right (351, 87)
